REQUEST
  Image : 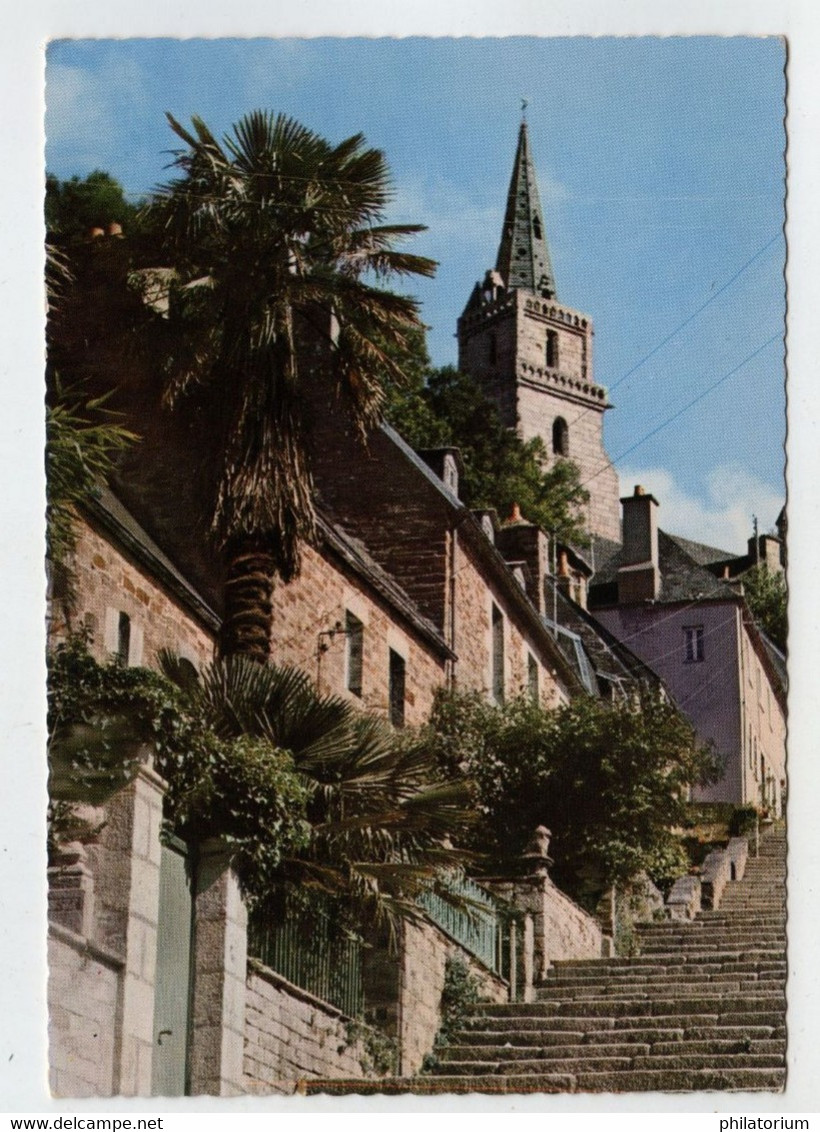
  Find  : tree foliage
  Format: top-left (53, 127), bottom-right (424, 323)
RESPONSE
top-left (387, 364), bottom-right (589, 543)
top-left (157, 651), bottom-right (473, 926)
top-left (419, 690), bottom-right (721, 906)
top-left (45, 382), bottom-right (137, 565)
top-left (47, 637), bottom-right (311, 883)
top-left (151, 111), bottom-right (436, 573)
top-left (47, 637), bottom-right (472, 928)
top-left (742, 565), bottom-right (787, 653)
top-left (46, 171), bottom-right (144, 243)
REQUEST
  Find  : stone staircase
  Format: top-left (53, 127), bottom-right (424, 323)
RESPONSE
top-left (307, 825), bottom-right (786, 1095)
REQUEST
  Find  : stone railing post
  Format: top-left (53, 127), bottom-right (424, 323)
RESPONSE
top-left (522, 913), bottom-right (535, 1003)
top-left (187, 841), bottom-right (248, 1096)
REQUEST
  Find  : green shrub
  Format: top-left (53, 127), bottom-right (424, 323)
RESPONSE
top-left (729, 805), bottom-right (759, 837)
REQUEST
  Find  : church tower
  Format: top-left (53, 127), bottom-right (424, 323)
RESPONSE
top-left (457, 121), bottom-right (621, 543)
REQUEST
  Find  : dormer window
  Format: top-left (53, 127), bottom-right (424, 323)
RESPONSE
top-left (533, 216), bottom-right (542, 240)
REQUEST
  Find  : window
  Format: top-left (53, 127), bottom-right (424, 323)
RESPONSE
top-left (533, 216), bottom-right (542, 240)
top-left (117, 611), bottom-right (131, 665)
top-left (683, 626), bottom-right (704, 663)
top-left (488, 334), bottom-right (497, 364)
top-left (546, 330), bottom-right (559, 369)
top-left (527, 654), bottom-right (539, 703)
top-left (345, 611), bottom-right (363, 697)
top-left (552, 416), bottom-right (569, 456)
top-left (389, 649), bottom-right (406, 728)
top-left (491, 604), bottom-right (505, 704)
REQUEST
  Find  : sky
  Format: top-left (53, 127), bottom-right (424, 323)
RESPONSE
top-left (45, 36), bottom-right (786, 553)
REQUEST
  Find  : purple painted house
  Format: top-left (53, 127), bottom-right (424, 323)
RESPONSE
top-left (588, 487), bottom-right (786, 813)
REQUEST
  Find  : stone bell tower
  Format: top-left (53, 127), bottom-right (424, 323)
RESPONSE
top-left (457, 120), bottom-right (621, 543)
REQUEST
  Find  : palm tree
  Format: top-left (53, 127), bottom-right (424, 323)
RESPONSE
top-left (158, 652), bottom-right (473, 932)
top-left (152, 111), bottom-right (436, 661)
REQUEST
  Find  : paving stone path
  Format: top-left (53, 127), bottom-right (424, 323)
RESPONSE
top-left (307, 825), bottom-right (786, 1095)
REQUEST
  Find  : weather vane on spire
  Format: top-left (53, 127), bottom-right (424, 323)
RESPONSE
top-left (521, 97), bottom-right (529, 119)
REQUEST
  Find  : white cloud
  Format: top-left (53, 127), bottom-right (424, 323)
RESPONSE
top-left (618, 464), bottom-right (784, 555)
top-left (45, 54), bottom-right (150, 177)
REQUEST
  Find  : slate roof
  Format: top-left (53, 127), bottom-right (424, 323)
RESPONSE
top-left (546, 580), bottom-right (666, 697)
top-left (83, 487), bottom-right (220, 632)
top-left (495, 121), bottom-right (558, 298)
top-left (316, 511), bottom-right (454, 660)
top-left (664, 532), bottom-right (734, 568)
top-left (589, 529), bottom-right (735, 608)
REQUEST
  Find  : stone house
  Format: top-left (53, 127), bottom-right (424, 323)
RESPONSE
top-left (46, 411), bottom-right (596, 1096)
top-left (588, 487), bottom-right (787, 813)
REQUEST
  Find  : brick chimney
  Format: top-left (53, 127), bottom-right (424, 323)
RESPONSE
top-left (617, 485), bottom-right (660, 603)
top-left (495, 520), bottom-right (550, 614)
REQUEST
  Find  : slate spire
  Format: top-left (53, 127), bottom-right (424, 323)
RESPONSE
top-left (495, 121), bottom-right (558, 298)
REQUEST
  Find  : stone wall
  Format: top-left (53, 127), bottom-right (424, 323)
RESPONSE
top-left (269, 539), bottom-right (446, 728)
top-left (243, 963), bottom-right (370, 1094)
top-left (398, 919), bottom-right (508, 1077)
top-left (51, 512), bottom-right (215, 669)
top-left (453, 537), bottom-right (569, 708)
top-left (47, 925), bottom-right (121, 1097)
top-left (485, 871), bottom-right (605, 984)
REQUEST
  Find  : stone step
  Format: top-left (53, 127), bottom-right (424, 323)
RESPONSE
top-left (460, 1022), bottom-right (785, 1043)
top-left (441, 1042), bottom-right (653, 1061)
top-left (441, 1037), bottom-right (785, 1063)
top-left (435, 1052), bottom-right (784, 1076)
top-left (537, 976), bottom-right (786, 996)
top-left (547, 962), bottom-right (787, 980)
top-left (534, 979), bottom-right (785, 1000)
top-left (552, 952), bottom-right (784, 970)
top-left (450, 1028), bottom-right (784, 1051)
top-left (472, 995), bottom-right (785, 1020)
top-left (638, 940), bottom-right (785, 953)
top-left (303, 1075), bottom-right (579, 1095)
top-left (572, 1066), bottom-right (786, 1093)
top-left (435, 1056), bottom-right (636, 1076)
top-left (303, 1066), bottom-right (786, 1095)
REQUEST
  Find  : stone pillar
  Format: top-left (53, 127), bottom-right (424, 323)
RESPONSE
top-left (522, 913), bottom-right (535, 1003)
top-left (188, 842), bottom-right (248, 1096)
top-left (86, 761), bottom-right (166, 1096)
top-left (48, 844), bottom-right (95, 938)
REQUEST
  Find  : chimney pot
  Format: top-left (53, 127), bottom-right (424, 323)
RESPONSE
top-left (509, 502), bottom-right (522, 523)
top-left (634, 485), bottom-right (645, 496)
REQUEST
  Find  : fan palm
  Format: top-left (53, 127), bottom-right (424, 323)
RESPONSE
top-left (158, 651), bottom-right (473, 931)
top-left (152, 111), bottom-right (437, 661)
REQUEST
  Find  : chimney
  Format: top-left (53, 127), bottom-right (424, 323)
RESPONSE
top-left (617, 485), bottom-right (660, 603)
top-left (747, 533), bottom-right (783, 574)
top-left (495, 520), bottom-right (550, 614)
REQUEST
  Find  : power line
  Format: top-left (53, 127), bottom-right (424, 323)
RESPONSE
top-left (561, 232), bottom-right (783, 439)
top-left (608, 234), bottom-right (782, 395)
top-left (580, 330), bottom-right (783, 490)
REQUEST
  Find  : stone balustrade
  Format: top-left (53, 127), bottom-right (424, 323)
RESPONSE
top-left (666, 875), bottom-right (702, 921)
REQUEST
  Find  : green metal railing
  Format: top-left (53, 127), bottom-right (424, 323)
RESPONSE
top-left (419, 873), bottom-right (508, 975)
top-left (249, 904), bottom-right (364, 1019)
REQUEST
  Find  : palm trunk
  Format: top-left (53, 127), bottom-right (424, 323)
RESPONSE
top-left (220, 537), bottom-right (276, 662)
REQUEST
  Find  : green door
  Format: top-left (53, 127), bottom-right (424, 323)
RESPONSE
top-left (152, 838), bottom-right (193, 1096)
